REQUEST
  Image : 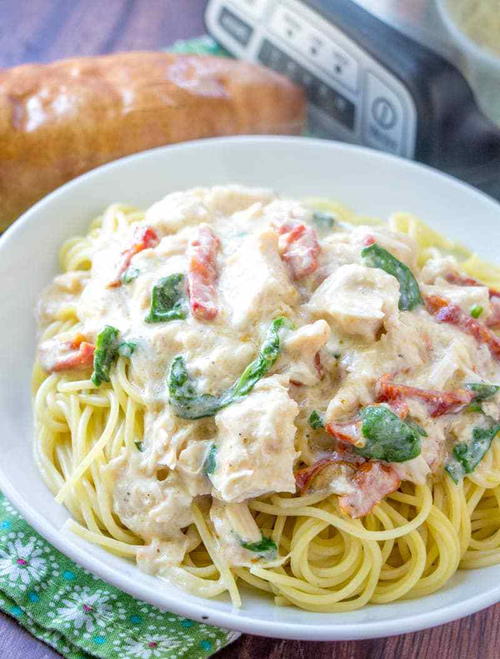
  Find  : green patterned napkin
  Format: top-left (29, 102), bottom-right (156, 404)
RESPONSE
top-left (0, 35), bottom-right (242, 659)
top-left (0, 495), bottom-right (239, 658)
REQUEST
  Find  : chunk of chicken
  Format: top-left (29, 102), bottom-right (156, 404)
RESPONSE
top-left (210, 376), bottom-right (299, 502)
top-left (210, 500), bottom-right (264, 567)
top-left (352, 226), bottom-right (418, 269)
top-left (145, 189), bottom-right (211, 234)
top-left (37, 271), bottom-right (89, 326)
top-left (219, 229), bottom-right (298, 330)
top-left (283, 320), bottom-right (330, 385)
top-left (422, 282), bottom-right (491, 319)
top-left (113, 459), bottom-right (193, 542)
top-left (308, 264), bottom-right (400, 340)
top-left (204, 185), bottom-right (274, 215)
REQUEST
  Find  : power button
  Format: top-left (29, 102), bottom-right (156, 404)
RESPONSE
top-left (363, 72), bottom-right (408, 156)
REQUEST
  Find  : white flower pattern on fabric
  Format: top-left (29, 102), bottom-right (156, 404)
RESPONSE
top-left (49, 585), bottom-right (116, 634)
top-left (0, 492), bottom-right (238, 658)
top-left (0, 535), bottom-right (48, 590)
top-left (121, 637), bottom-right (184, 658)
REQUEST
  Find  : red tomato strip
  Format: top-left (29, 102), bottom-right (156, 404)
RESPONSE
top-left (376, 373), bottom-right (473, 417)
top-left (276, 221), bottom-right (320, 280)
top-left (108, 226), bottom-right (159, 288)
top-left (338, 462), bottom-right (401, 518)
top-left (444, 272), bottom-right (500, 329)
top-left (187, 224), bottom-right (220, 321)
top-left (295, 457), bottom-right (346, 494)
top-left (444, 272), bottom-right (500, 299)
top-left (41, 334), bottom-right (95, 373)
top-left (326, 420), bottom-right (362, 446)
top-left (487, 297), bottom-right (500, 329)
top-left (425, 295), bottom-right (500, 361)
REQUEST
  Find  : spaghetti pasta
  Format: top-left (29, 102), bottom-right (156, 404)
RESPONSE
top-left (33, 189), bottom-right (500, 612)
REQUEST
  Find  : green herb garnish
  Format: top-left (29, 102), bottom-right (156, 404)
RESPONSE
top-left (118, 341), bottom-right (136, 358)
top-left (308, 410), bottom-right (325, 429)
top-left (354, 406), bottom-right (422, 462)
top-left (91, 326), bottom-right (134, 386)
top-left (312, 210), bottom-right (335, 233)
top-left (362, 243), bottom-right (422, 311)
top-left (241, 536), bottom-right (277, 559)
top-left (121, 266), bottom-right (140, 284)
top-left (445, 460), bottom-right (465, 484)
top-left (91, 326), bottom-right (120, 386)
top-left (135, 441), bottom-right (144, 452)
top-left (453, 424), bottom-right (500, 475)
top-left (465, 382), bottom-right (500, 402)
top-left (145, 273), bottom-right (187, 323)
top-left (168, 317), bottom-right (292, 419)
top-left (203, 444), bottom-right (217, 476)
top-left (470, 304), bottom-right (483, 319)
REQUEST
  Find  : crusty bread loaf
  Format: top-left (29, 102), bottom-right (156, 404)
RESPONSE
top-left (0, 51), bottom-right (305, 229)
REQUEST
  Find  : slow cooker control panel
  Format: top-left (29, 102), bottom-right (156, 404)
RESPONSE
top-left (206, 0), bottom-right (417, 158)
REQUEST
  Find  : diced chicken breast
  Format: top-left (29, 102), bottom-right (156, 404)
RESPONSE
top-left (113, 460), bottom-right (193, 542)
top-left (204, 185), bottom-right (274, 215)
top-left (352, 225), bottom-right (418, 269)
top-left (308, 264), bottom-right (400, 340)
top-left (338, 462), bottom-right (401, 518)
top-left (145, 189), bottom-right (211, 234)
top-left (283, 320), bottom-right (330, 385)
top-left (419, 256), bottom-right (460, 284)
top-left (422, 282), bottom-right (491, 319)
top-left (210, 500), bottom-right (264, 567)
top-left (219, 229), bottom-right (299, 330)
top-left (37, 271), bottom-right (89, 326)
top-left (137, 536), bottom-right (189, 574)
top-left (391, 456), bottom-right (431, 484)
top-left (210, 376), bottom-right (299, 502)
top-left (175, 440), bottom-right (213, 497)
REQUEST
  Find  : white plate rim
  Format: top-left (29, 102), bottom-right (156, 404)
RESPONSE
top-left (1, 135), bottom-right (499, 641)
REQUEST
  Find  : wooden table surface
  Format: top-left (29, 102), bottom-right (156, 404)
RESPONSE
top-left (0, 0), bottom-right (498, 657)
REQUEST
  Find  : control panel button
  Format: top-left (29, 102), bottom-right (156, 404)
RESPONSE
top-left (218, 6), bottom-right (253, 46)
top-left (258, 40), bottom-right (355, 131)
top-left (309, 78), bottom-right (355, 130)
top-left (231, 0), bottom-right (268, 18)
top-left (362, 72), bottom-right (406, 155)
top-left (269, 4), bottom-right (358, 92)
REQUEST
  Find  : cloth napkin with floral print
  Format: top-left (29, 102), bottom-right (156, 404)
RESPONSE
top-left (0, 494), bottom-right (240, 659)
top-left (0, 38), bottom-right (245, 659)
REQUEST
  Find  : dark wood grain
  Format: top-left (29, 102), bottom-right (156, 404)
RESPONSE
top-left (0, 0), bottom-right (498, 657)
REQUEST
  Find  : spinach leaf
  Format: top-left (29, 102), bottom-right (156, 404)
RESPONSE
top-left (118, 341), bottom-right (136, 358)
top-left (308, 410), bottom-right (325, 429)
top-left (312, 210), bottom-right (335, 233)
top-left (91, 326), bottom-right (120, 386)
top-left (361, 243), bottom-right (423, 311)
top-left (168, 356), bottom-right (221, 419)
top-left (405, 418), bottom-right (428, 437)
top-left (229, 317), bottom-right (293, 400)
top-left (465, 382), bottom-right (500, 402)
top-left (168, 317), bottom-right (292, 419)
top-left (91, 326), bottom-right (135, 386)
top-left (203, 444), bottom-right (217, 476)
top-left (452, 424), bottom-right (500, 474)
top-left (145, 273), bottom-right (187, 323)
top-left (355, 405), bottom-right (422, 462)
top-left (121, 266), bottom-right (140, 284)
top-left (445, 460), bottom-right (465, 484)
top-left (241, 536), bottom-right (277, 559)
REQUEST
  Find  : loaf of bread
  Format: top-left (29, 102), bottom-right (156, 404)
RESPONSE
top-left (0, 51), bottom-right (305, 229)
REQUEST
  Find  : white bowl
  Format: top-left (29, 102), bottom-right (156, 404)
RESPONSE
top-left (1, 136), bottom-right (499, 641)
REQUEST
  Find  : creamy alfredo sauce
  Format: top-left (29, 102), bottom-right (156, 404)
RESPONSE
top-left (37, 185), bottom-right (500, 574)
